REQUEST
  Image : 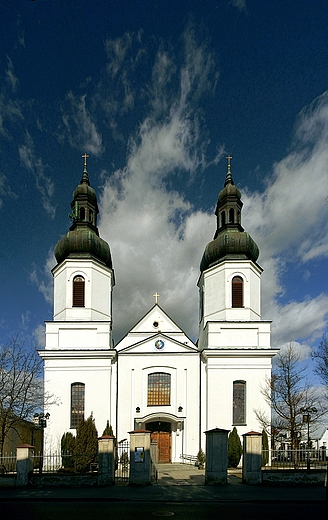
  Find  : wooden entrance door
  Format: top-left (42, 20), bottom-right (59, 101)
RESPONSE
top-left (146, 421), bottom-right (171, 463)
top-left (151, 431), bottom-right (171, 463)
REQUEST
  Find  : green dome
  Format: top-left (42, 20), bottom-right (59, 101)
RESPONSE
top-left (200, 229), bottom-right (259, 272)
top-left (218, 181), bottom-right (241, 202)
top-left (54, 226), bottom-right (112, 268)
top-left (72, 180), bottom-right (97, 203)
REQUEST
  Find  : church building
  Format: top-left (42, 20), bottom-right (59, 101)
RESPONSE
top-left (39, 155), bottom-right (278, 462)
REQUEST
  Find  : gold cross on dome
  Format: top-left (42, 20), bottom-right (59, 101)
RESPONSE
top-left (226, 155), bottom-right (232, 172)
top-left (82, 153), bottom-right (89, 167)
top-left (153, 292), bottom-right (160, 305)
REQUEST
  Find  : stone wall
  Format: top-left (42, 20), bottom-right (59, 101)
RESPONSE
top-left (262, 469), bottom-right (326, 486)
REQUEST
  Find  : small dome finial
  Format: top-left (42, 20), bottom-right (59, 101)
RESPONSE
top-left (81, 153), bottom-right (90, 185)
top-left (225, 155), bottom-right (234, 186)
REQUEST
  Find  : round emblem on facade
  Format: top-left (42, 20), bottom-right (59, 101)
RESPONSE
top-left (154, 339), bottom-right (165, 351)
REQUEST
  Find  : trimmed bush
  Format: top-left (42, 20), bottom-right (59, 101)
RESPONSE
top-left (262, 429), bottom-right (269, 466)
top-left (102, 420), bottom-right (114, 437)
top-left (74, 414), bottom-right (98, 473)
top-left (61, 431), bottom-right (75, 470)
top-left (228, 427), bottom-right (242, 468)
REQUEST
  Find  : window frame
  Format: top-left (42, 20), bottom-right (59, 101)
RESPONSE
top-left (232, 275), bottom-right (243, 308)
top-left (232, 380), bottom-right (246, 426)
top-left (70, 382), bottom-right (85, 429)
top-left (147, 372), bottom-right (171, 406)
top-left (72, 275), bottom-right (85, 307)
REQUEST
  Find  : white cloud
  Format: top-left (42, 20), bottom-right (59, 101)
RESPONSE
top-left (98, 27), bottom-right (218, 341)
top-left (36, 30), bottom-right (328, 353)
top-left (19, 132), bottom-right (56, 218)
top-left (30, 249), bottom-right (55, 306)
top-left (230, 0), bottom-right (247, 12)
top-left (60, 92), bottom-right (103, 155)
top-left (6, 56), bottom-right (19, 92)
top-left (100, 84), bottom-right (328, 345)
top-left (0, 173), bottom-right (18, 209)
top-left (33, 324), bottom-right (46, 349)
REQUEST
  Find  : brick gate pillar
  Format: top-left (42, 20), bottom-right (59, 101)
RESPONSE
top-left (129, 429), bottom-right (151, 485)
top-left (242, 431), bottom-right (262, 484)
top-left (205, 428), bottom-right (230, 485)
top-left (98, 435), bottom-right (115, 486)
top-left (16, 444), bottom-right (35, 486)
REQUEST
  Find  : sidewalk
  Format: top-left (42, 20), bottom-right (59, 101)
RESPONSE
top-left (0, 465), bottom-right (326, 502)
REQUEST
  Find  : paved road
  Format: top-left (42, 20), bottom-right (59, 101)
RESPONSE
top-left (2, 499), bottom-right (325, 520)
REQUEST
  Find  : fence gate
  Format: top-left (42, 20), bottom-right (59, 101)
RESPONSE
top-left (115, 440), bottom-right (130, 483)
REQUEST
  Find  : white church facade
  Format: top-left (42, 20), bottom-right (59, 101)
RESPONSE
top-left (40, 156), bottom-right (278, 462)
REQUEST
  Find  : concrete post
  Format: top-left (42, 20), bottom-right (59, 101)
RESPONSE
top-left (242, 431), bottom-right (262, 485)
top-left (16, 444), bottom-right (35, 486)
top-left (129, 430), bottom-right (151, 486)
top-left (205, 428), bottom-right (230, 485)
top-left (98, 435), bottom-right (115, 486)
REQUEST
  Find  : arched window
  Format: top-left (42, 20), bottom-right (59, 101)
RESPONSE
top-left (89, 210), bottom-right (93, 224)
top-left (79, 207), bottom-right (85, 220)
top-left (232, 276), bottom-right (243, 308)
top-left (71, 382), bottom-right (85, 428)
top-left (221, 211), bottom-right (226, 227)
top-left (148, 372), bottom-right (171, 406)
top-left (229, 208), bottom-right (234, 223)
top-left (233, 380), bottom-right (246, 425)
top-left (73, 276), bottom-right (85, 307)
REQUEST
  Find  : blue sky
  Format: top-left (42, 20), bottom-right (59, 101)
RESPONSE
top-left (1, 0), bottom-right (328, 385)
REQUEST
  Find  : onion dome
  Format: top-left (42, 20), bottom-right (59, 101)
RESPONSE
top-left (54, 154), bottom-right (112, 269)
top-left (200, 156), bottom-right (259, 272)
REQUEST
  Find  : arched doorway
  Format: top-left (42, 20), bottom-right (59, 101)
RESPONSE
top-left (146, 421), bottom-right (171, 463)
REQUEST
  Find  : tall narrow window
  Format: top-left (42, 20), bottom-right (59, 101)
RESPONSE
top-left (229, 208), bottom-right (235, 223)
top-left (79, 207), bottom-right (85, 220)
top-left (71, 383), bottom-right (85, 428)
top-left (73, 276), bottom-right (85, 307)
top-left (221, 211), bottom-right (226, 227)
top-left (148, 373), bottom-right (171, 406)
top-left (233, 380), bottom-right (246, 425)
top-left (232, 276), bottom-right (243, 308)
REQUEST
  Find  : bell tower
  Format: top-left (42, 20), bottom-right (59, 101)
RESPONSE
top-left (198, 157), bottom-right (267, 349)
top-left (40, 156), bottom-right (116, 449)
top-left (198, 157), bottom-right (277, 436)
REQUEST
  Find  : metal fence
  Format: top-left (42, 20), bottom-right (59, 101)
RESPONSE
top-left (262, 448), bottom-right (327, 470)
top-left (32, 452), bottom-right (99, 474)
top-left (115, 440), bottom-right (130, 483)
top-left (0, 453), bottom-right (16, 474)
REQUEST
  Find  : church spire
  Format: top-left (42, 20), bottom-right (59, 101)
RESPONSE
top-left (200, 158), bottom-right (259, 272)
top-left (80, 153), bottom-right (90, 185)
top-left (54, 155), bottom-right (112, 269)
top-left (224, 155), bottom-right (234, 186)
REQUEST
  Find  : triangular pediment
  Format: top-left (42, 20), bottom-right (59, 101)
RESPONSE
top-left (115, 305), bottom-right (196, 352)
top-left (118, 332), bottom-right (197, 354)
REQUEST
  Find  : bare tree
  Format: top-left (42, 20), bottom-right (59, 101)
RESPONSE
top-left (0, 336), bottom-right (54, 454)
top-left (313, 335), bottom-right (328, 393)
top-left (255, 343), bottom-right (325, 450)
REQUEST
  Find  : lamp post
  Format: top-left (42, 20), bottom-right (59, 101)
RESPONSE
top-left (300, 407), bottom-right (317, 470)
top-left (33, 413), bottom-right (50, 474)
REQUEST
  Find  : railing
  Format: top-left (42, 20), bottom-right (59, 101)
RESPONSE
top-left (262, 448), bottom-right (327, 470)
top-left (33, 452), bottom-right (98, 474)
top-left (180, 454), bottom-right (198, 465)
top-left (0, 453), bottom-right (16, 474)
